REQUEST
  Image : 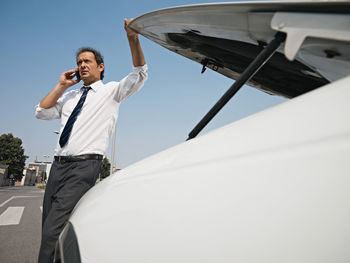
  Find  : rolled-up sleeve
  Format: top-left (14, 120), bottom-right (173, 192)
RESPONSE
top-left (114, 64), bottom-right (148, 102)
top-left (35, 98), bottom-right (64, 120)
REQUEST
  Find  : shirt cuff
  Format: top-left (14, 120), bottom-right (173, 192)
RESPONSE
top-left (35, 104), bottom-right (43, 112)
top-left (132, 64), bottom-right (148, 72)
top-left (35, 104), bottom-right (45, 119)
top-left (35, 103), bottom-right (60, 120)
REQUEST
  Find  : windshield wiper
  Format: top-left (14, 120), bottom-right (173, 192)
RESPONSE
top-left (187, 32), bottom-right (286, 141)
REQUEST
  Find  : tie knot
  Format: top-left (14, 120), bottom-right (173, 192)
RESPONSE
top-left (81, 86), bottom-right (91, 92)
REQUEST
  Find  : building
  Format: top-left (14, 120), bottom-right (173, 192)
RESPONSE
top-left (22, 161), bottom-right (52, 185)
top-left (0, 164), bottom-right (9, 186)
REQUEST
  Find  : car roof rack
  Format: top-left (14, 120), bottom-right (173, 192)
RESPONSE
top-left (187, 32), bottom-right (286, 140)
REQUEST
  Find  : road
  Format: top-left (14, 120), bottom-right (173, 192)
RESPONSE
top-left (0, 186), bottom-right (44, 263)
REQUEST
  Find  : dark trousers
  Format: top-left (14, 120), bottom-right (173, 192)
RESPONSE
top-left (38, 158), bottom-right (102, 263)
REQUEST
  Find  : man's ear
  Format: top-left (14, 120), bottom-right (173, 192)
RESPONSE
top-left (98, 63), bottom-right (105, 72)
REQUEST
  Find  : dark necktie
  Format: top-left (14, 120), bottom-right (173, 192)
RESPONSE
top-left (59, 86), bottom-right (91, 148)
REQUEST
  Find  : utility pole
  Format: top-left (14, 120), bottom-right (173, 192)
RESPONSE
top-left (110, 124), bottom-right (116, 176)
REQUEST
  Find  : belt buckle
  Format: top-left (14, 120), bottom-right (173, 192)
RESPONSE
top-left (58, 156), bottom-right (65, 163)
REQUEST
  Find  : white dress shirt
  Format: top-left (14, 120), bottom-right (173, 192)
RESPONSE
top-left (35, 64), bottom-right (148, 156)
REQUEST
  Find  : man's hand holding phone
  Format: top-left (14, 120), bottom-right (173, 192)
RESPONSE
top-left (39, 68), bottom-right (80, 109)
top-left (58, 68), bottom-right (80, 91)
top-left (75, 71), bottom-right (80, 81)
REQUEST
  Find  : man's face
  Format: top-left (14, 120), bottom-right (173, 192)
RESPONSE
top-left (77, 51), bottom-right (104, 85)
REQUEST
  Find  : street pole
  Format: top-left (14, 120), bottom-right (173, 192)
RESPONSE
top-left (110, 124), bottom-right (117, 176)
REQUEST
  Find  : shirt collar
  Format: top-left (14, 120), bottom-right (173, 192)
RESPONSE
top-left (81, 80), bottom-right (103, 92)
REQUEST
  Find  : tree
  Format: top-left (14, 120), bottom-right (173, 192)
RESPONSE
top-left (100, 157), bottom-right (111, 180)
top-left (0, 133), bottom-right (28, 181)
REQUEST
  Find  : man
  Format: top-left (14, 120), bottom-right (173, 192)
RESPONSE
top-left (35, 19), bottom-right (147, 263)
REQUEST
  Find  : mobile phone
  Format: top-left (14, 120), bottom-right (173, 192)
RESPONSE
top-left (75, 71), bottom-right (80, 81)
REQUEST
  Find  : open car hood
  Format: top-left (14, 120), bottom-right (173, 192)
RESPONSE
top-left (129, 1), bottom-right (350, 98)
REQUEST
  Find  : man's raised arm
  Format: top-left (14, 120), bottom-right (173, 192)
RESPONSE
top-left (124, 18), bottom-right (146, 67)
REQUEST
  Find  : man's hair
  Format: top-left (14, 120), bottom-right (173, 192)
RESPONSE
top-left (76, 47), bottom-right (104, 80)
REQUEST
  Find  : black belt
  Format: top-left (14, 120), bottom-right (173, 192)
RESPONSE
top-left (54, 154), bottom-right (103, 163)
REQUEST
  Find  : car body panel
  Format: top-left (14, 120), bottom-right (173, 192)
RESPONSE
top-left (128, 1), bottom-right (350, 98)
top-left (71, 75), bottom-right (350, 263)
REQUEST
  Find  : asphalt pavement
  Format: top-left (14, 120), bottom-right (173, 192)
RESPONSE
top-left (0, 186), bottom-right (44, 263)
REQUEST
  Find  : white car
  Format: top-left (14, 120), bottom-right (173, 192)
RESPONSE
top-left (55, 1), bottom-right (350, 262)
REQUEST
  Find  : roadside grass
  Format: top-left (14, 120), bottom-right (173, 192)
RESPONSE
top-left (36, 183), bottom-right (46, 190)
